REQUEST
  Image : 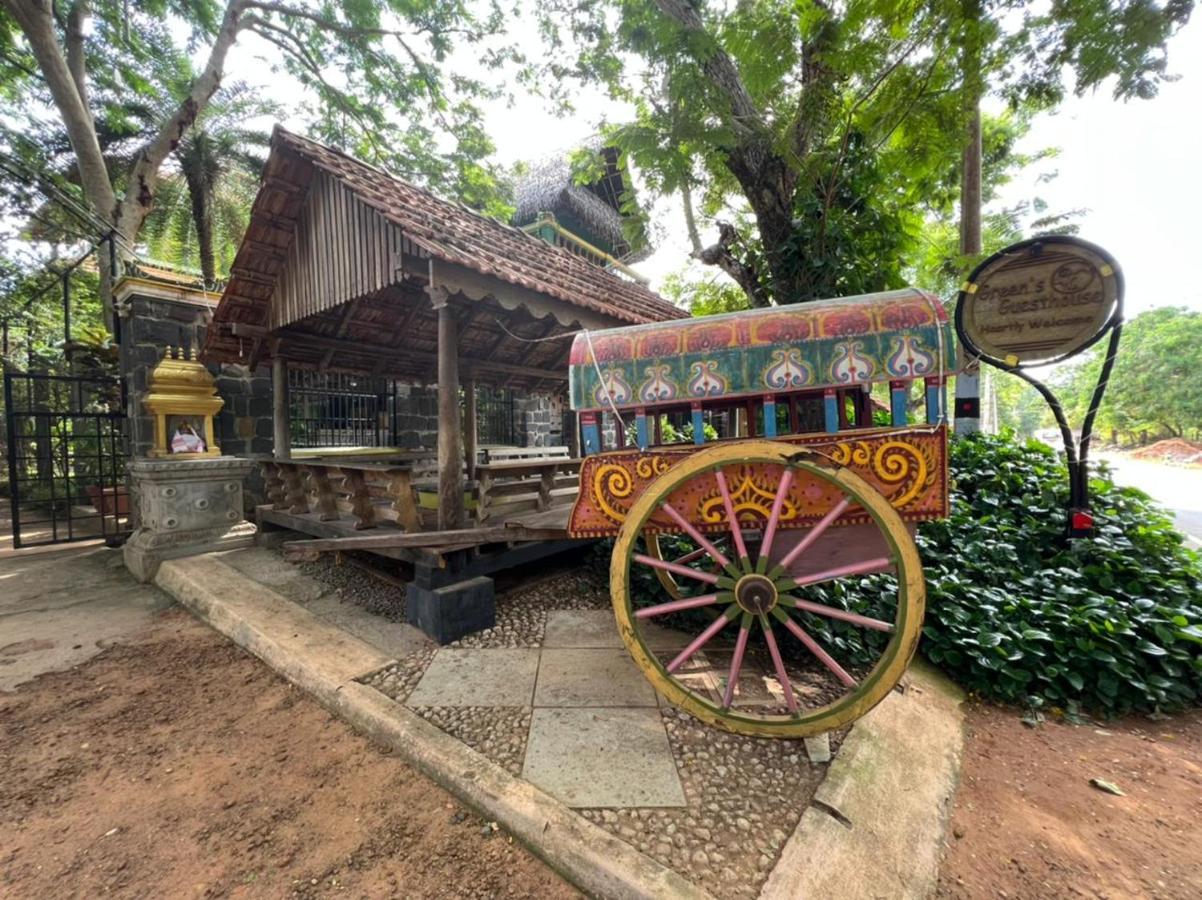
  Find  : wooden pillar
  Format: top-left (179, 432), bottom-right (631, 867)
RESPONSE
top-left (463, 373), bottom-right (478, 481)
top-left (272, 356), bottom-right (290, 460)
top-left (435, 296), bottom-right (464, 530)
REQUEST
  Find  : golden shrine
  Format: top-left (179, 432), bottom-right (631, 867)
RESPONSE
top-left (143, 346), bottom-right (223, 458)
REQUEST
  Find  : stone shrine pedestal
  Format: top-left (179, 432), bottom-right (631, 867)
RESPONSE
top-left (124, 456), bottom-right (258, 582)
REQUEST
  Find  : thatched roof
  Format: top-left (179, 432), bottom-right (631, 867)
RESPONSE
top-left (513, 145), bottom-right (650, 264)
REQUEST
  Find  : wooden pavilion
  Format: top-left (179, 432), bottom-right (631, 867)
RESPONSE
top-left (201, 127), bottom-right (683, 639)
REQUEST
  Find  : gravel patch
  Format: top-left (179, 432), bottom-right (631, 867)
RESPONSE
top-left (448, 570), bottom-right (610, 649)
top-left (411, 707), bottom-right (533, 777)
top-left (296, 554), bottom-right (408, 622)
top-left (360, 649), bottom-right (437, 704)
top-left (579, 707), bottom-right (846, 898)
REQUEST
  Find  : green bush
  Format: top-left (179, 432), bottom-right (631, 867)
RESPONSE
top-left (915, 431), bottom-right (1202, 716)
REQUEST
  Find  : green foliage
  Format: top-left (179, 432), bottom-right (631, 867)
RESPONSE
top-left (659, 271), bottom-right (749, 317)
top-left (919, 432), bottom-right (1202, 715)
top-left (541, 0), bottom-right (1191, 307)
top-left (1054, 306), bottom-right (1202, 443)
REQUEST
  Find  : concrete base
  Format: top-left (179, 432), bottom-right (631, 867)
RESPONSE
top-left (123, 456), bottom-right (258, 582)
top-left (405, 575), bottom-right (495, 644)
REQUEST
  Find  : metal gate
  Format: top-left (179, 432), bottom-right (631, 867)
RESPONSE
top-left (4, 371), bottom-right (129, 549)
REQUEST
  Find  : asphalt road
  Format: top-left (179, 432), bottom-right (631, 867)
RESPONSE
top-left (1096, 453), bottom-right (1202, 545)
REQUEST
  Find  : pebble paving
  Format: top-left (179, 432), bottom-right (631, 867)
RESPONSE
top-left (305, 552), bottom-right (838, 897)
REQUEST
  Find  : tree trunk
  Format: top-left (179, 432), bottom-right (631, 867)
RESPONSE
top-left (185, 166), bottom-right (217, 284)
top-left (954, 0), bottom-right (983, 435)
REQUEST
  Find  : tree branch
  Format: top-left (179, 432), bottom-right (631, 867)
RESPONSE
top-left (65, 0), bottom-right (88, 112)
top-left (2, 0), bottom-right (116, 223)
top-left (114, 0), bottom-right (248, 239)
top-left (698, 222), bottom-right (771, 308)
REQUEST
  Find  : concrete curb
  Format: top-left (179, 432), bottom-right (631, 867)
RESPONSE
top-left (156, 555), bottom-right (711, 900)
top-left (759, 660), bottom-right (966, 899)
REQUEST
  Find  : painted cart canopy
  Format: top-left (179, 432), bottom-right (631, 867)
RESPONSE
top-left (568, 288), bottom-right (955, 412)
top-left (567, 426), bottom-right (948, 538)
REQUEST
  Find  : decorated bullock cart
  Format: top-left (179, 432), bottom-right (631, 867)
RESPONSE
top-left (563, 287), bottom-right (956, 737)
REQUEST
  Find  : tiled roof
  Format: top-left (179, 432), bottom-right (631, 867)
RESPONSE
top-left (272, 128), bottom-right (684, 325)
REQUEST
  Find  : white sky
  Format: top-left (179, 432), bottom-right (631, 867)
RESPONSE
top-left (225, 15), bottom-right (1202, 315)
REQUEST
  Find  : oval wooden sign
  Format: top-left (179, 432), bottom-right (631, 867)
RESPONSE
top-left (955, 236), bottom-right (1122, 367)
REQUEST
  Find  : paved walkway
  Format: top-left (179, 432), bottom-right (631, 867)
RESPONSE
top-left (0, 545), bottom-right (169, 692)
top-left (408, 610), bottom-right (688, 808)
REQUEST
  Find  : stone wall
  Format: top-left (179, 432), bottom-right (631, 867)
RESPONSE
top-left (117, 279), bottom-right (273, 509)
top-left (393, 383), bottom-right (439, 449)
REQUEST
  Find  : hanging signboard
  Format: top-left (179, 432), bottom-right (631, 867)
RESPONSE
top-left (956, 237), bottom-right (1121, 368)
top-left (955, 236), bottom-right (1124, 537)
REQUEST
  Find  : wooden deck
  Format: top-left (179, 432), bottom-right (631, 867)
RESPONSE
top-left (257, 451), bottom-right (585, 577)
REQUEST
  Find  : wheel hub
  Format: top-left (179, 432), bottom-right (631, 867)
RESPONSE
top-left (734, 573), bottom-right (778, 615)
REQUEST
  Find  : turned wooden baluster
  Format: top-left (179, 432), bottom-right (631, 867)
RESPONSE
top-left (304, 464), bottom-right (339, 521)
top-left (281, 464), bottom-right (310, 514)
top-left (338, 467), bottom-right (376, 530)
top-left (384, 467), bottom-right (421, 532)
top-left (263, 462), bottom-right (288, 510)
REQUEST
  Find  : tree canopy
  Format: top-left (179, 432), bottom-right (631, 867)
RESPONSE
top-left (0, 0), bottom-right (523, 323)
top-left (540, 0), bottom-right (1195, 307)
top-left (1057, 306), bottom-right (1202, 443)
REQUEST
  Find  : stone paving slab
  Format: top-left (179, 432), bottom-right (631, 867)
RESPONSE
top-left (534, 648), bottom-right (658, 707)
top-left (522, 707), bottom-right (687, 808)
top-left (543, 608), bottom-right (692, 650)
top-left (406, 648), bottom-right (540, 707)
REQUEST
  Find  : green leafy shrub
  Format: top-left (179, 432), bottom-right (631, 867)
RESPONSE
top-left (915, 431), bottom-right (1202, 716)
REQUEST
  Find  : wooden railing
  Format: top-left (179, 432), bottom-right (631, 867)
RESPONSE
top-left (262, 447), bottom-right (581, 533)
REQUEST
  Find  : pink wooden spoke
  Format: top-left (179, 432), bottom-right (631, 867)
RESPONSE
top-left (671, 546), bottom-right (709, 566)
top-left (758, 468), bottom-right (795, 565)
top-left (760, 620), bottom-right (798, 713)
top-left (666, 611), bottom-right (735, 674)
top-left (777, 497), bottom-right (852, 570)
top-left (635, 593), bottom-right (721, 619)
top-left (722, 622), bottom-right (752, 708)
top-left (789, 597), bottom-right (895, 632)
top-left (634, 553), bottom-right (721, 585)
top-left (792, 556), bottom-right (892, 588)
top-left (661, 502), bottom-right (730, 568)
top-left (778, 614), bottom-right (858, 688)
top-left (714, 469), bottom-right (749, 561)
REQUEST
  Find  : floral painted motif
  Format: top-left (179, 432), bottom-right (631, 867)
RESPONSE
top-left (593, 368), bottom-right (633, 406)
top-left (637, 330), bottom-right (681, 358)
top-left (885, 335), bottom-right (937, 377)
top-left (830, 340), bottom-right (877, 384)
top-left (639, 364), bottom-right (678, 403)
top-left (762, 348), bottom-right (815, 390)
top-left (687, 360), bottom-right (727, 397)
top-left (685, 322), bottom-right (736, 353)
top-left (752, 314), bottom-right (813, 344)
top-left (878, 298), bottom-right (937, 330)
top-left (818, 307), bottom-right (874, 337)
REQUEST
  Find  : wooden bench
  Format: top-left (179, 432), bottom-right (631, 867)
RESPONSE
top-left (474, 456), bottom-right (581, 524)
top-left (262, 458), bottom-right (422, 532)
top-left (481, 445), bottom-right (571, 464)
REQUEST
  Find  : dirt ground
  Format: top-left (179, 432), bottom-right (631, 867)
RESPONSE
top-left (938, 702), bottom-right (1202, 899)
top-left (0, 608), bottom-right (578, 899)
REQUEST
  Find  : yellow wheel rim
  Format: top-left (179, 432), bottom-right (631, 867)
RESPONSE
top-left (610, 441), bottom-right (925, 738)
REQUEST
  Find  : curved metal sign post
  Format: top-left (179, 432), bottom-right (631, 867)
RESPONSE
top-left (954, 236), bottom-right (1124, 537)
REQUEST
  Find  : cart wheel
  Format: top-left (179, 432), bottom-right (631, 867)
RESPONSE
top-left (611, 441), bottom-right (925, 738)
top-left (645, 532), bottom-right (732, 602)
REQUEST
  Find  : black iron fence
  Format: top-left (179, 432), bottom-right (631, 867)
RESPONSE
top-left (476, 385), bottom-right (518, 446)
top-left (286, 370), bottom-right (521, 450)
top-left (4, 371), bottom-right (128, 548)
top-left (288, 370), bottom-right (392, 448)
